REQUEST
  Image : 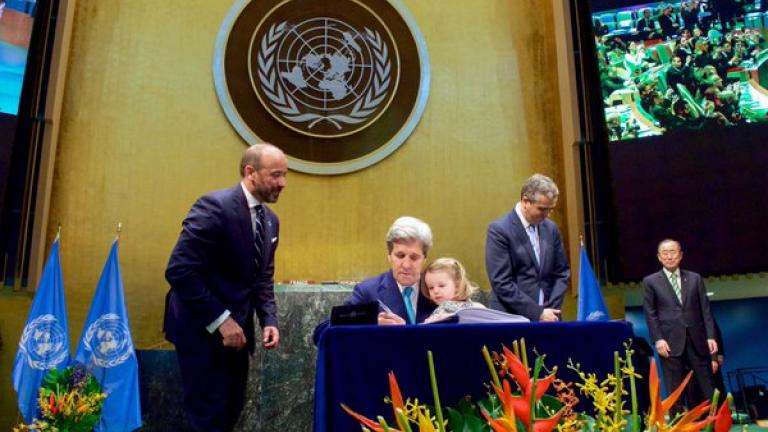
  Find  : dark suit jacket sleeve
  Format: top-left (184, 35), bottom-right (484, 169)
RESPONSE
top-left (642, 275), bottom-right (664, 344)
top-left (345, 281), bottom-right (374, 305)
top-left (252, 212), bottom-right (279, 328)
top-left (485, 223), bottom-right (543, 321)
top-left (545, 226), bottom-right (570, 309)
top-left (165, 195), bottom-right (229, 329)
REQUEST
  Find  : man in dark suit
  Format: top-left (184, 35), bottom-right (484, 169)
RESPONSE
top-left (345, 216), bottom-right (437, 325)
top-left (164, 144), bottom-right (287, 431)
top-left (485, 174), bottom-right (570, 322)
top-left (643, 239), bottom-right (717, 414)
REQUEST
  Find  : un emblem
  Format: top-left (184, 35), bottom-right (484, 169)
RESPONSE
top-left (214, 0), bottom-right (430, 174)
top-left (18, 314), bottom-right (68, 370)
top-left (82, 313), bottom-right (134, 368)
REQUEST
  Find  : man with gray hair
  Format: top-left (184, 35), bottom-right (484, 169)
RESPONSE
top-left (643, 239), bottom-right (716, 414)
top-left (345, 216), bottom-right (437, 325)
top-left (485, 174), bottom-right (570, 322)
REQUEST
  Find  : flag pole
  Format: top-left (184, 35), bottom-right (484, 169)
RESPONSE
top-left (56, 224), bottom-right (62, 241)
top-left (579, 233), bottom-right (584, 247)
top-left (116, 222), bottom-right (123, 241)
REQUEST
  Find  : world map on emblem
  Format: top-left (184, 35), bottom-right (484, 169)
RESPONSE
top-left (253, 17), bottom-right (394, 137)
top-left (214, 0), bottom-right (430, 174)
top-left (19, 314), bottom-right (68, 370)
top-left (82, 313), bottom-right (134, 368)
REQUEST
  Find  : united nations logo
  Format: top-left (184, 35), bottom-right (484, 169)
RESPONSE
top-left (255, 18), bottom-right (393, 136)
top-left (18, 314), bottom-right (68, 370)
top-left (214, 0), bottom-right (429, 174)
top-left (586, 310), bottom-right (608, 321)
top-left (82, 313), bottom-right (134, 368)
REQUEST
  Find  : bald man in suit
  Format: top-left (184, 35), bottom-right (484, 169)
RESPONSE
top-left (164, 144), bottom-right (287, 431)
top-left (643, 239), bottom-right (717, 414)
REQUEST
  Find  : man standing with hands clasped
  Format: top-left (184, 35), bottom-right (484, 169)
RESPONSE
top-left (643, 239), bottom-right (717, 414)
top-left (485, 173), bottom-right (570, 322)
top-left (164, 144), bottom-right (287, 431)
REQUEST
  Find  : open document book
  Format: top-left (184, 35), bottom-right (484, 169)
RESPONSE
top-left (422, 307), bottom-right (530, 324)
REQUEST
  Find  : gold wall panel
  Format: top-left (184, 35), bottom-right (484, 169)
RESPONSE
top-left (42, 0), bottom-right (565, 349)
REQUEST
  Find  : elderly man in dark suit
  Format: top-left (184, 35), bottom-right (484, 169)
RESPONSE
top-left (164, 144), bottom-right (287, 431)
top-left (643, 239), bottom-right (717, 414)
top-left (345, 216), bottom-right (437, 325)
top-left (485, 173), bottom-right (570, 322)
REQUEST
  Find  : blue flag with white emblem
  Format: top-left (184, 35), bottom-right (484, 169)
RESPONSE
top-left (74, 240), bottom-right (142, 431)
top-left (577, 244), bottom-right (610, 321)
top-left (12, 237), bottom-right (70, 422)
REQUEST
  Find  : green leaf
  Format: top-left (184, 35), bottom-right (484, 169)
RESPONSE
top-left (537, 394), bottom-right (564, 415)
top-left (446, 407), bottom-right (490, 432)
top-left (477, 396), bottom-right (501, 418)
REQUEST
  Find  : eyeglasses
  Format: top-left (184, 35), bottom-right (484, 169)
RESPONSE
top-left (659, 250), bottom-right (680, 257)
top-left (524, 198), bottom-right (556, 213)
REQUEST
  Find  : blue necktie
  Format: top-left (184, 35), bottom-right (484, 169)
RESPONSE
top-left (527, 224), bottom-right (540, 264)
top-left (402, 286), bottom-right (416, 325)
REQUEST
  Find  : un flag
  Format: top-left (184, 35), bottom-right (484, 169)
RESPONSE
top-left (12, 237), bottom-right (70, 422)
top-left (74, 240), bottom-right (142, 431)
top-left (577, 244), bottom-right (610, 321)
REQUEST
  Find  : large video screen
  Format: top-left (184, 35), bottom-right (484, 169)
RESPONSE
top-left (578, 0), bottom-right (768, 282)
top-left (0, 0), bottom-right (38, 116)
top-left (591, 0), bottom-right (768, 141)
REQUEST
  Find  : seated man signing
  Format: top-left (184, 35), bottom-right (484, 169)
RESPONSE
top-left (345, 216), bottom-right (437, 325)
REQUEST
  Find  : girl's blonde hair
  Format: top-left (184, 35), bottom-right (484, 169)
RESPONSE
top-left (421, 257), bottom-right (479, 302)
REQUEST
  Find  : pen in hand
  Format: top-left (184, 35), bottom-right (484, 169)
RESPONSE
top-left (377, 299), bottom-right (393, 314)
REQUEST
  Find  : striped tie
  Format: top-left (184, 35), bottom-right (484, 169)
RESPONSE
top-left (670, 272), bottom-right (681, 302)
top-left (254, 204), bottom-right (265, 263)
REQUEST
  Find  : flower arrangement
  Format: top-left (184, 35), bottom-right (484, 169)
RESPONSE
top-left (342, 339), bottom-right (733, 432)
top-left (14, 364), bottom-right (107, 432)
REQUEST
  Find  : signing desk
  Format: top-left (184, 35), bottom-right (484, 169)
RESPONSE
top-left (314, 321), bottom-right (635, 432)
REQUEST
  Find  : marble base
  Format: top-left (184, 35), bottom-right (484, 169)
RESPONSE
top-left (138, 285), bottom-right (351, 431)
top-left (138, 285), bottom-right (489, 430)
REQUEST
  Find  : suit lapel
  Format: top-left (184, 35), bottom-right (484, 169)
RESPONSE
top-left (659, 270), bottom-right (682, 306)
top-left (538, 222), bottom-right (549, 273)
top-left (379, 272), bottom-right (406, 318)
top-left (680, 270), bottom-right (689, 307)
top-left (260, 207), bottom-right (276, 264)
top-left (231, 185), bottom-right (257, 269)
top-left (510, 212), bottom-right (540, 271)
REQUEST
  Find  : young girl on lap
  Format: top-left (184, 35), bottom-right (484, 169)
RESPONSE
top-left (422, 257), bottom-right (485, 323)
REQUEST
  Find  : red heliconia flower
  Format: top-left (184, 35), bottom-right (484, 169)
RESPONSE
top-left (482, 381), bottom-right (519, 432)
top-left (502, 346), bottom-right (555, 401)
top-left (494, 348), bottom-right (563, 432)
top-left (646, 358), bottom-right (716, 432)
top-left (713, 398), bottom-right (732, 432)
top-left (388, 371), bottom-right (408, 431)
top-left (341, 403), bottom-right (402, 432)
top-left (482, 406), bottom-right (518, 432)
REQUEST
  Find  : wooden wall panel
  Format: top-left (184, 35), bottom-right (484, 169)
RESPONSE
top-left (45, 0), bottom-right (566, 347)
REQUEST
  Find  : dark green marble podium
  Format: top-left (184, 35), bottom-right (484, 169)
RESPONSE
top-left (139, 283), bottom-right (352, 431)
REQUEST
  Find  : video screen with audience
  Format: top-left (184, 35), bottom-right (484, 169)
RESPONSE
top-left (0, 0), bottom-right (38, 116)
top-left (589, 0), bottom-right (768, 141)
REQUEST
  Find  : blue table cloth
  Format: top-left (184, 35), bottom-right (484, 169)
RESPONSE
top-left (314, 321), bottom-right (636, 431)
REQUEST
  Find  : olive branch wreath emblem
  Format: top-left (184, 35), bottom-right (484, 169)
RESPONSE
top-left (82, 313), bottom-right (134, 368)
top-left (19, 314), bottom-right (69, 370)
top-left (257, 21), bottom-right (391, 130)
